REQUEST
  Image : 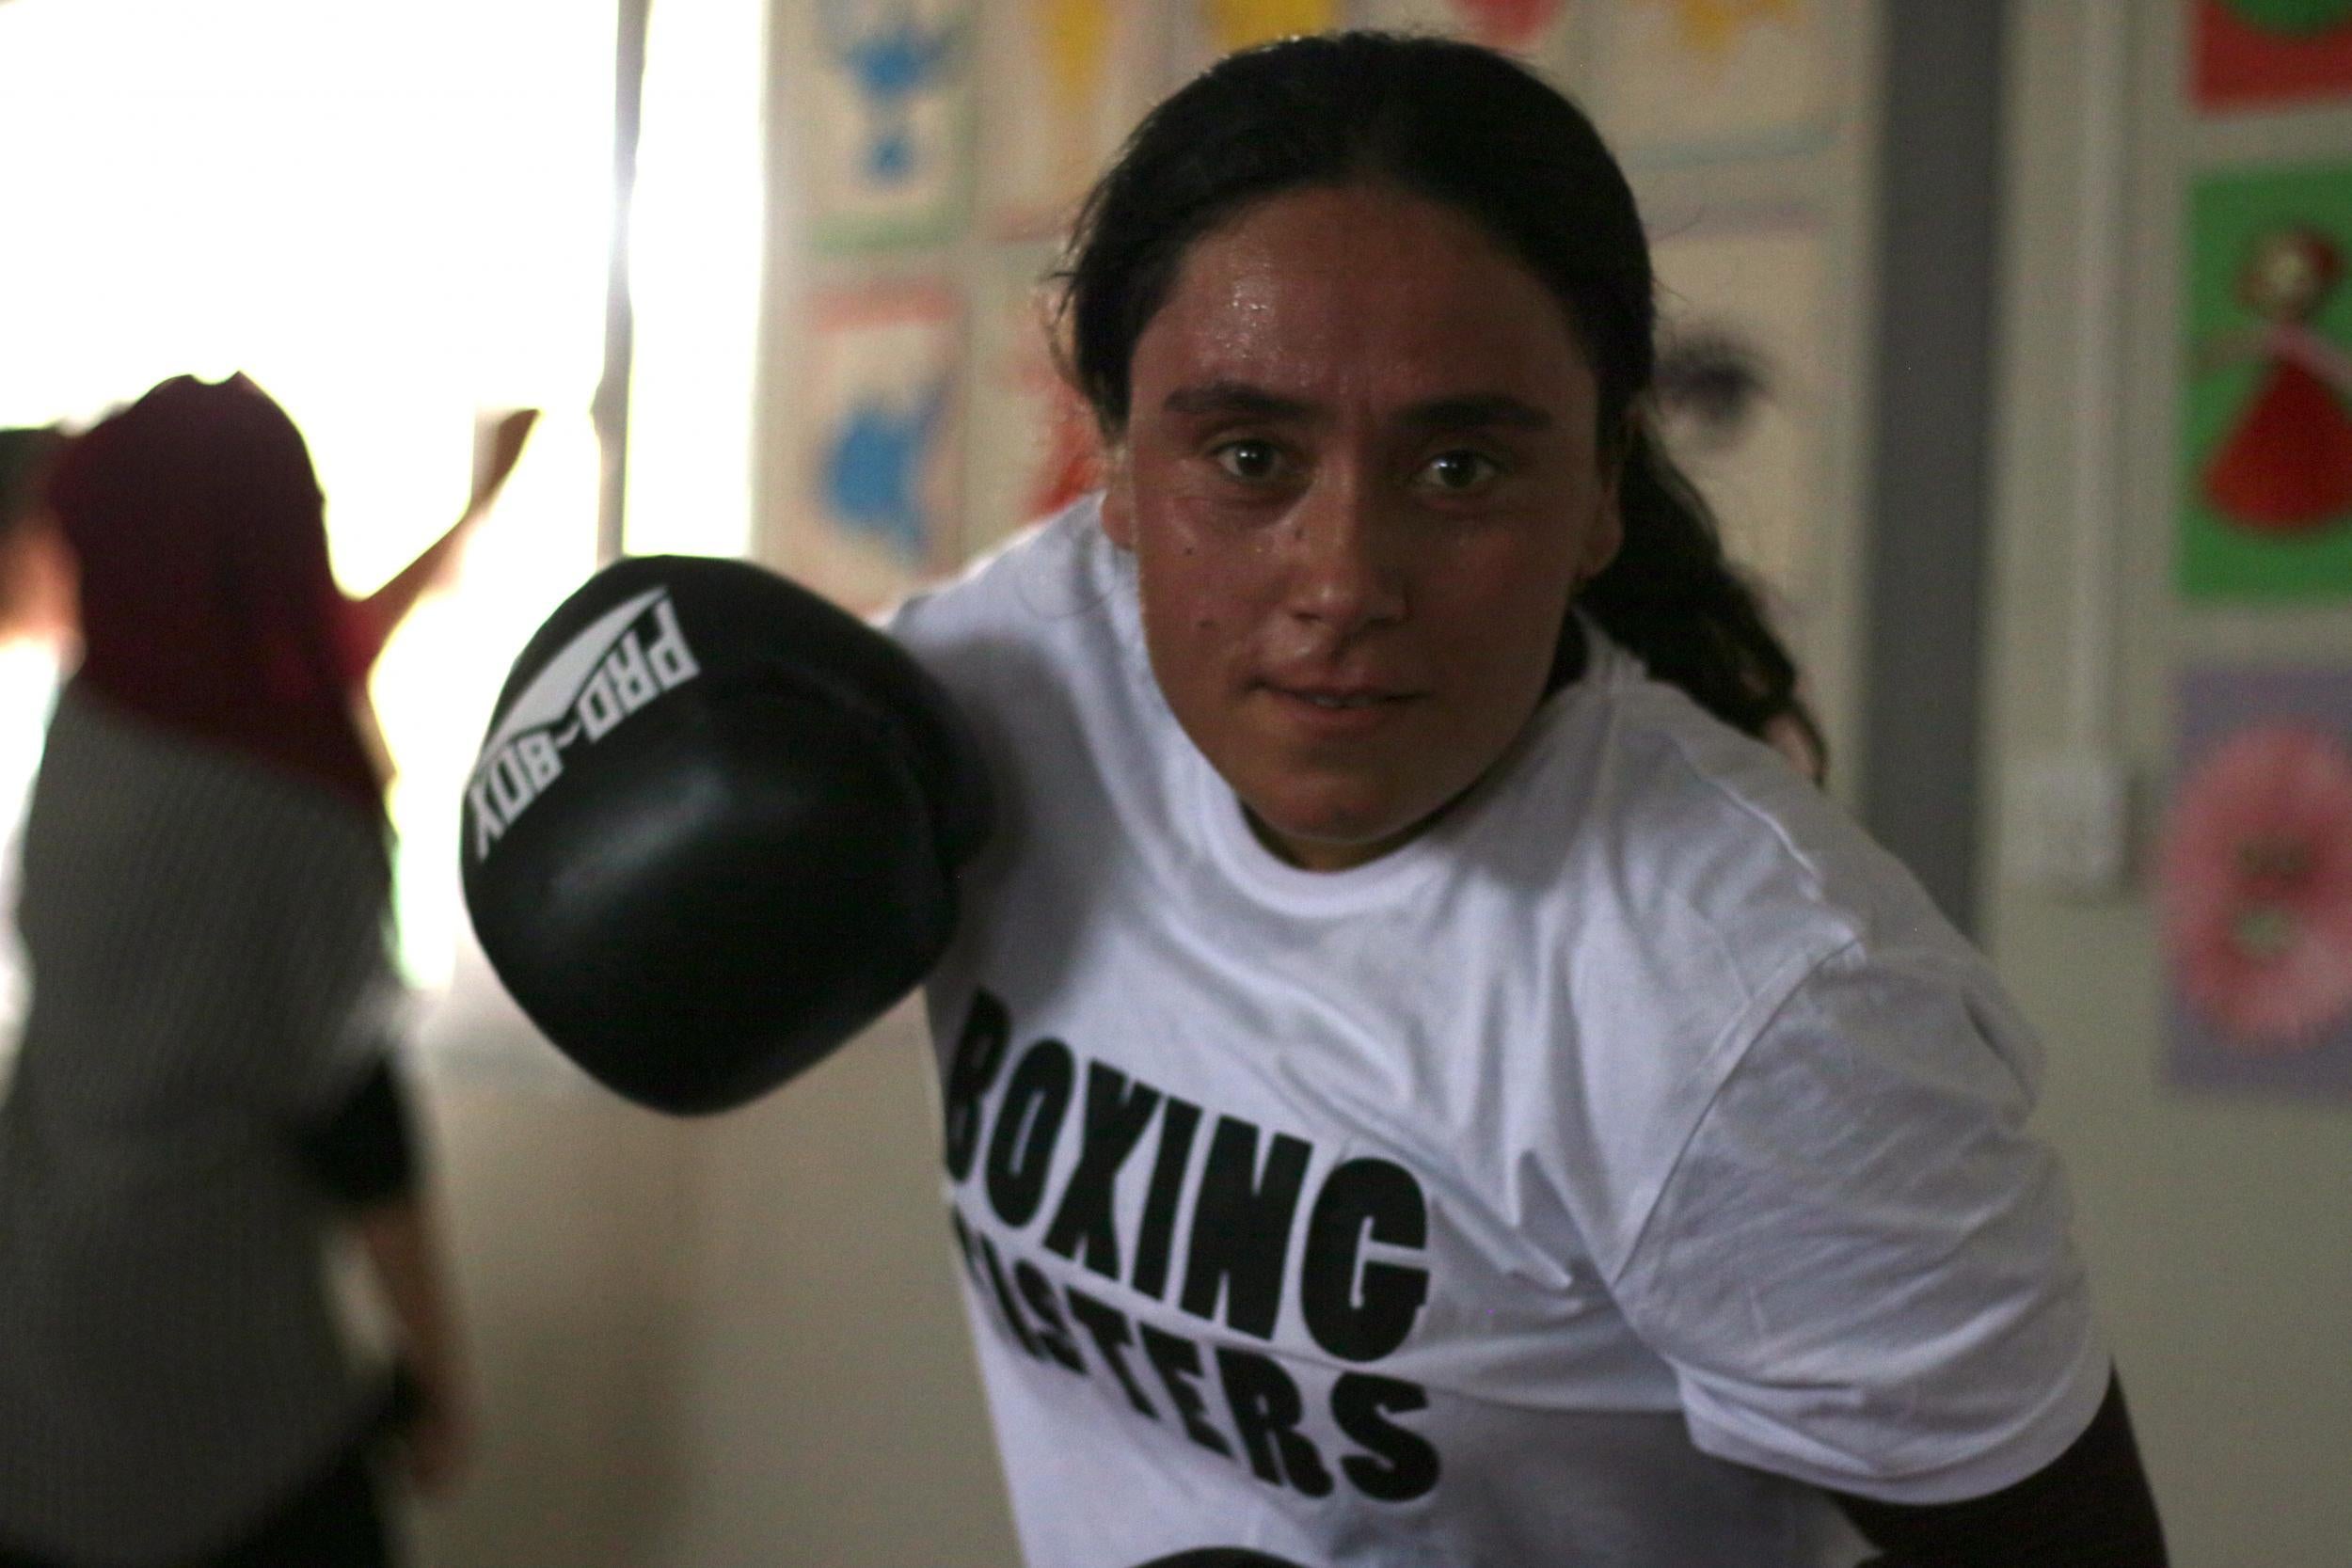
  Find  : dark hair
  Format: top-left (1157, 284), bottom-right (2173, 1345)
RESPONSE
top-left (1056, 30), bottom-right (1821, 768)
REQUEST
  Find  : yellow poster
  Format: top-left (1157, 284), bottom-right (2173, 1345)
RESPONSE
top-left (1205, 0), bottom-right (1341, 53)
top-left (979, 0), bottom-right (1165, 235)
top-left (1597, 0), bottom-right (1828, 159)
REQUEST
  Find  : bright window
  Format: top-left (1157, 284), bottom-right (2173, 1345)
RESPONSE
top-left (625, 0), bottom-right (768, 562)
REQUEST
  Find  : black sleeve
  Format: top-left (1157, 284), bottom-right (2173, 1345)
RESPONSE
top-left (293, 1056), bottom-right (418, 1207)
top-left (1830, 1371), bottom-right (2168, 1567)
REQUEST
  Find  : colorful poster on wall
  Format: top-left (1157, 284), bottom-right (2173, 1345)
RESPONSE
top-left (978, 0), bottom-right (1168, 238)
top-left (788, 0), bottom-right (977, 251)
top-left (1591, 0), bottom-right (1829, 163)
top-left (2163, 666), bottom-right (2352, 1101)
top-left (2181, 163), bottom-right (2352, 600)
top-left (1648, 215), bottom-right (1829, 650)
top-left (799, 281), bottom-right (963, 612)
top-left (964, 245), bottom-right (1102, 561)
top-left (1357, 0), bottom-right (1576, 58)
top-left (2194, 0), bottom-right (2352, 111)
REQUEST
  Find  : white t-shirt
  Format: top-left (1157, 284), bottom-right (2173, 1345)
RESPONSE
top-left (888, 498), bottom-right (2108, 1568)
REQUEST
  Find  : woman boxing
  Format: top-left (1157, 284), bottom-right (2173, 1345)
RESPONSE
top-left (880, 31), bottom-right (2165, 1567)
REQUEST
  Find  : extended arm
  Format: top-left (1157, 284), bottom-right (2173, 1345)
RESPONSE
top-left (347, 408), bottom-right (539, 666)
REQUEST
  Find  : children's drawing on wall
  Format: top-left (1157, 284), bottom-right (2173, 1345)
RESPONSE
top-left (1648, 217), bottom-right (1828, 657)
top-left (2195, 0), bottom-right (2352, 111)
top-left (801, 283), bottom-right (962, 611)
top-left (979, 0), bottom-right (1165, 238)
top-left (2164, 667), bottom-right (2352, 1101)
top-left (793, 0), bottom-right (977, 250)
top-left (1358, 0), bottom-right (1574, 59)
top-left (2198, 230), bottom-right (2352, 532)
top-left (965, 247), bottom-right (1102, 560)
top-left (1591, 0), bottom-right (1829, 163)
top-left (2183, 164), bottom-right (2352, 598)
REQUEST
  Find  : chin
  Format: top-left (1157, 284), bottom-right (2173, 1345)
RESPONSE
top-left (1254, 784), bottom-right (1394, 838)
top-left (1246, 784), bottom-right (1433, 867)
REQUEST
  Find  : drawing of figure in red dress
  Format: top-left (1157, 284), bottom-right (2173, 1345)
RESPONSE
top-left (2199, 225), bottom-right (2352, 533)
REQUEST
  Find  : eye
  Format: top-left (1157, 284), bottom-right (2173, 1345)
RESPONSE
top-left (1213, 439), bottom-right (1283, 483)
top-left (1419, 450), bottom-right (1499, 493)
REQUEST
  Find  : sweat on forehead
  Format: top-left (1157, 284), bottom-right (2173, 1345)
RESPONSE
top-left (1131, 185), bottom-right (1597, 441)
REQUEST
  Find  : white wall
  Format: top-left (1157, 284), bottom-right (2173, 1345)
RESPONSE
top-left (386, 947), bottom-right (702, 1568)
top-left (648, 1007), bottom-right (1021, 1568)
top-left (407, 1070), bottom-right (698, 1568)
top-left (1985, 7), bottom-right (2352, 1564)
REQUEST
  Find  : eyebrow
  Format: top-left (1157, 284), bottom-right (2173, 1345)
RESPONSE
top-left (1159, 381), bottom-right (1554, 434)
top-left (1161, 381), bottom-right (1313, 420)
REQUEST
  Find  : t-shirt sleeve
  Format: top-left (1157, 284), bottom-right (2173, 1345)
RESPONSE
top-left (1608, 939), bottom-right (2111, 1505)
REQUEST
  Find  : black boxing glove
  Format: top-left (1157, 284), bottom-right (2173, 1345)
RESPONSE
top-left (460, 554), bottom-right (991, 1115)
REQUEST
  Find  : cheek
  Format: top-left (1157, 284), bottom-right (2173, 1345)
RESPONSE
top-left (1136, 508), bottom-right (1263, 643)
top-left (1456, 612), bottom-right (1566, 737)
top-left (1433, 540), bottom-right (1580, 673)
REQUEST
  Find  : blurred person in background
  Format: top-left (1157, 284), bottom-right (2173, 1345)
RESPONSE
top-left (0, 374), bottom-right (528, 1568)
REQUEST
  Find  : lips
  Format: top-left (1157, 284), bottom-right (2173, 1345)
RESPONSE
top-left (1256, 676), bottom-right (1424, 735)
top-left (1274, 685), bottom-right (1406, 708)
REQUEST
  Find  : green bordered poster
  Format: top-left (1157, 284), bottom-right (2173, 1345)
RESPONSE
top-left (2182, 161), bottom-right (2352, 600)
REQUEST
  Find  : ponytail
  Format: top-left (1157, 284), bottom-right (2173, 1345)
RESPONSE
top-left (1580, 418), bottom-right (1826, 775)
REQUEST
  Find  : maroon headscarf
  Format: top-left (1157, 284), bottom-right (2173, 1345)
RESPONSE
top-left (44, 374), bottom-right (387, 816)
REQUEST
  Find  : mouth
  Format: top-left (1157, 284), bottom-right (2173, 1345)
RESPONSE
top-left (1281, 688), bottom-right (1402, 708)
top-left (1257, 680), bottom-right (1424, 733)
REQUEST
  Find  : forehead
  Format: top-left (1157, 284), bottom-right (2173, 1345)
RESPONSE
top-left (1133, 184), bottom-right (1593, 410)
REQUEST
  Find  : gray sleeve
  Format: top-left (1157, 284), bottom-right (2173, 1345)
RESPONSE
top-left (256, 805), bottom-right (410, 1121)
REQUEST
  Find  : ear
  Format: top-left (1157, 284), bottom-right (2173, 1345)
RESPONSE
top-left (1580, 463), bottom-right (1625, 585)
top-left (1099, 448), bottom-right (1137, 550)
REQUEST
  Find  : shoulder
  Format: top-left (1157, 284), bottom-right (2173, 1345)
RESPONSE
top-left (885, 494), bottom-right (1128, 675)
top-left (1501, 637), bottom-right (2017, 1251)
top-left (35, 684), bottom-right (388, 901)
top-left (1542, 644), bottom-right (2042, 1101)
top-left (1525, 632), bottom-right (1961, 1032)
top-left (881, 495), bottom-right (1153, 828)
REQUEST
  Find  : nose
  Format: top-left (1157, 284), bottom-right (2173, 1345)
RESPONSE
top-left (1279, 467), bottom-right (1406, 638)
